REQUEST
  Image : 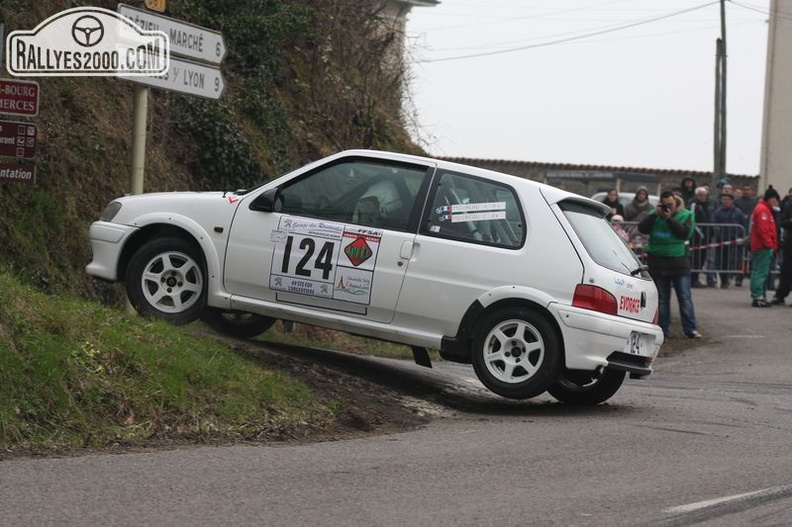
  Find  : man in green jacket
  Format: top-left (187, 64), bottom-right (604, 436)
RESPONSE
top-left (638, 191), bottom-right (703, 339)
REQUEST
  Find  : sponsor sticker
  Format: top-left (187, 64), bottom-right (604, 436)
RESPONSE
top-left (270, 218), bottom-right (382, 305)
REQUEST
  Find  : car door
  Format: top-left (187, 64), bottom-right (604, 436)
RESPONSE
top-left (223, 156), bottom-right (433, 323)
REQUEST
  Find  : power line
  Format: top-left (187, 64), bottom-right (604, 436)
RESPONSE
top-left (414, 0), bottom-right (633, 33)
top-left (416, 1), bottom-right (720, 63)
top-left (729, 0), bottom-right (792, 20)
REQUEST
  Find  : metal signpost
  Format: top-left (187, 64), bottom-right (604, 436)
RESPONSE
top-left (116, 4), bottom-right (226, 196)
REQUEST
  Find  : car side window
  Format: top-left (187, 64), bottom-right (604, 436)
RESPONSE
top-left (426, 171), bottom-right (524, 248)
top-left (277, 160), bottom-right (428, 231)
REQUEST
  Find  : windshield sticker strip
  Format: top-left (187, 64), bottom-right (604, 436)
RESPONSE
top-left (440, 211), bottom-right (507, 223)
top-left (436, 202), bottom-right (506, 214)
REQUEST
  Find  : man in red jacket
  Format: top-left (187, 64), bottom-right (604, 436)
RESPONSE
top-left (750, 186), bottom-right (781, 307)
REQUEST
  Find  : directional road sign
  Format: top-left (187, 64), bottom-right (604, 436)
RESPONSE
top-left (0, 161), bottom-right (36, 184)
top-left (0, 79), bottom-right (40, 117)
top-left (0, 120), bottom-right (37, 159)
top-left (119, 56), bottom-right (225, 100)
top-left (118, 4), bottom-right (226, 64)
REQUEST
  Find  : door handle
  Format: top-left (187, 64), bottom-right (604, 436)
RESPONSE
top-left (400, 241), bottom-right (414, 259)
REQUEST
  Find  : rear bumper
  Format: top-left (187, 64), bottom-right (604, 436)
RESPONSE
top-left (551, 303), bottom-right (664, 374)
top-left (85, 221), bottom-right (138, 281)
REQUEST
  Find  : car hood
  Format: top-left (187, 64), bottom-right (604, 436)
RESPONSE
top-left (110, 191), bottom-right (246, 226)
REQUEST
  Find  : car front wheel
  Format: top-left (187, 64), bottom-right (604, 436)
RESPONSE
top-left (126, 237), bottom-right (206, 325)
top-left (547, 369), bottom-right (626, 406)
top-left (472, 308), bottom-right (561, 400)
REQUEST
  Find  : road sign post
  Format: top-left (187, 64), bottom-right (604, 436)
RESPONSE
top-left (0, 79), bottom-right (40, 117)
top-left (117, 4), bottom-right (226, 196)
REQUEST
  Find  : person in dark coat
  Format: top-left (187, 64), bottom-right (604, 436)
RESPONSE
top-left (689, 186), bottom-right (717, 287)
top-left (770, 195), bottom-right (792, 304)
top-left (713, 193), bottom-right (747, 288)
top-left (680, 176), bottom-right (697, 208)
top-left (601, 188), bottom-right (625, 220)
top-left (624, 186), bottom-right (652, 221)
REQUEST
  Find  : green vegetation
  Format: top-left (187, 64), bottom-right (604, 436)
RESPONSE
top-left (0, 271), bottom-right (331, 453)
top-left (0, 0), bottom-right (422, 301)
top-left (0, 1), bottom-right (427, 453)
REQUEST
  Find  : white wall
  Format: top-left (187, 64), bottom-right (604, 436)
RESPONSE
top-left (761, 0), bottom-right (792, 195)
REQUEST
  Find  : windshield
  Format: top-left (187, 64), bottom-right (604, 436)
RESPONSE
top-left (559, 200), bottom-right (644, 276)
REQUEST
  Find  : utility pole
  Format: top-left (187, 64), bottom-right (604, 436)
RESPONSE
top-left (713, 0), bottom-right (727, 188)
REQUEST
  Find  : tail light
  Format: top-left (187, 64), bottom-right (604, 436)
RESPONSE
top-left (572, 284), bottom-right (618, 315)
top-left (652, 307), bottom-right (659, 324)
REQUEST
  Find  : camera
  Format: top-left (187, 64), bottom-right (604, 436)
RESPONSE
top-left (659, 204), bottom-right (670, 212)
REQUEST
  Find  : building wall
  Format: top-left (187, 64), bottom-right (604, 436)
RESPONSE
top-left (761, 0), bottom-right (792, 195)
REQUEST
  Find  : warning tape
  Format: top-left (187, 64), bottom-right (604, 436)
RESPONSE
top-left (690, 237), bottom-right (746, 251)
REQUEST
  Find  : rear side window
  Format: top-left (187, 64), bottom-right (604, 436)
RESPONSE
top-left (559, 200), bottom-right (644, 275)
top-left (425, 171), bottom-right (524, 248)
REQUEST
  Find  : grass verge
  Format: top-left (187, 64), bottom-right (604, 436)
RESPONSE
top-left (0, 272), bottom-right (333, 454)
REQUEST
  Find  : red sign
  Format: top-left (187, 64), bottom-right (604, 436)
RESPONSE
top-left (0, 79), bottom-right (40, 117)
top-left (0, 162), bottom-right (36, 184)
top-left (0, 120), bottom-right (37, 159)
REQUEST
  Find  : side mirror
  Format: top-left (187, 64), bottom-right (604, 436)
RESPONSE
top-left (249, 187), bottom-right (280, 212)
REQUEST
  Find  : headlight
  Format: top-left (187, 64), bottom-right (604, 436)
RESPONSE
top-left (99, 202), bottom-right (122, 222)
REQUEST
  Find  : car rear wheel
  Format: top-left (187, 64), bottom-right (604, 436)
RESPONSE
top-left (547, 369), bottom-right (626, 405)
top-left (201, 308), bottom-right (276, 339)
top-left (126, 237), bottom-right (206, 325)
top-left (472, 308), bottom-right (561, 400)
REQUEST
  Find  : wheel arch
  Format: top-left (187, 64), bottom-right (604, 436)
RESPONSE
top-left (440, 293), bottom-right (566, 365)
top-left (117, 218), bottom-right (228, 309)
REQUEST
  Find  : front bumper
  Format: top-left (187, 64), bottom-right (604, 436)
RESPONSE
top-left (85, 221), bottom-right (139, 281)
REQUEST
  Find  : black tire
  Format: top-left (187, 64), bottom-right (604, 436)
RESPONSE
top-left (547, 369), bottom-right (626, 406)
top-left (471, 308), bottom-right (561, 400)
top-left (126, 237), bottom-right (206, 325)
top-left (201, 308), bottom-right (276, 339)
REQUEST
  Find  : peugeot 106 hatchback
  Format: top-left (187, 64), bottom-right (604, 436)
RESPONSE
top-left (87, 150), bottom-right (664, 405)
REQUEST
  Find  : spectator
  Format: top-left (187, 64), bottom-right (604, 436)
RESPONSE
top-left (601, 188), bottom-right (625, 220)
top-left (637, 191), bottom-right (702, 339)
top-left (716, 178), bottom-right (730, 192)
top-left (713, 192), bottom-right (747, 288)
top-left (770, 195), bottom-right (792, 305)
top-left (750, 186), bottom-right (781, 307)
top-left (734, 183), bottom-right (757, 217)
top-left (610, 214), bottom-right (630, 243)
top-left (624, 186), bottom-right (652, 222)
top-left (680, 176), bottom-right (697, 208)
top-left (689, 186), bottom-right (717, 288)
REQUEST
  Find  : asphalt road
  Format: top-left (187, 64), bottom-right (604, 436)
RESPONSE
top-left (2, 286), bottom-right (792, 526)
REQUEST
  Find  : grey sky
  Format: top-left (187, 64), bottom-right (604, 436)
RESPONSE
top-left (406, 0), bottom-right (770, 175)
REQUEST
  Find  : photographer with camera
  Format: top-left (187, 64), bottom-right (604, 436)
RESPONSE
top-left (637, 191), bottom-right (702, 339)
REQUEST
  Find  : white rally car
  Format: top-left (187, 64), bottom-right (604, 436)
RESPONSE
top-left (87, 150), bottom-right (663, 405)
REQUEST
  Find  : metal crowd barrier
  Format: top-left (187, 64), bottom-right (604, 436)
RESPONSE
top-left (614, 221), bottom-right (783, 282)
